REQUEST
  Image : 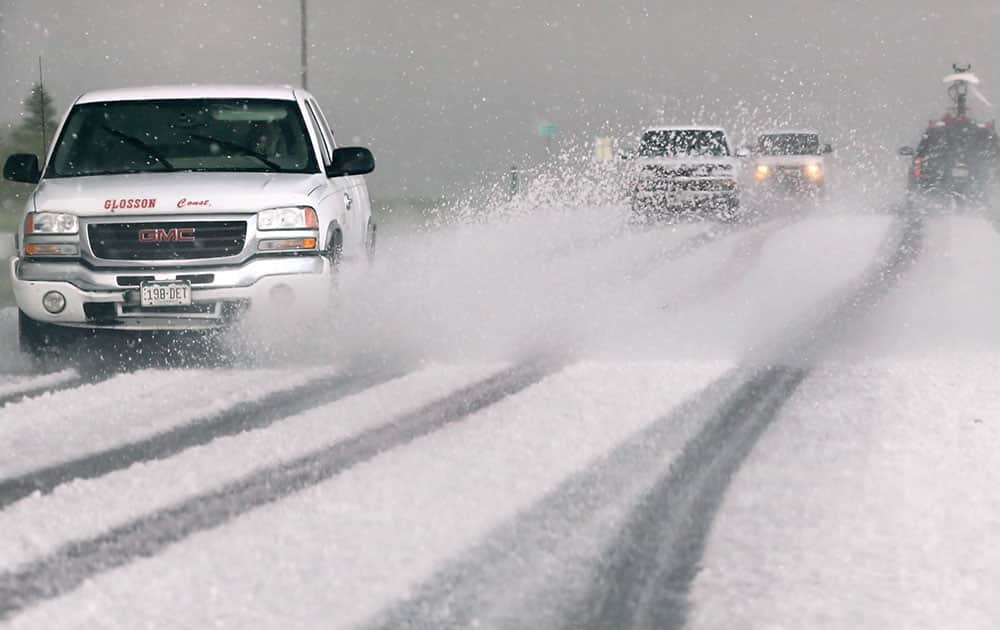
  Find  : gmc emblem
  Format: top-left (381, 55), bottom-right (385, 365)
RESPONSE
top-left (138, 227), bottom-right (196, 243)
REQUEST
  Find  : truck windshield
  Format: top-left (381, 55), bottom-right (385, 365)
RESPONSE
top-left (756, 134), bottom-right (820, 156)
top-left (47, 98), bottom-right (318, 177)
top-left (639, 130), bottom-right (729, 157)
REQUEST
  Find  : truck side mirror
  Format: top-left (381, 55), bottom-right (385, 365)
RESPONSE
top-left (821, 144), bottom-right (834, 155)
top-left (4, 154), bottom-right (40, 184)
top-left (735, 147), bottom-right (751, 158)
top-left (898, 146), bottom-right (915, 157)
top-left (326, 147), bottom-right (374, 177)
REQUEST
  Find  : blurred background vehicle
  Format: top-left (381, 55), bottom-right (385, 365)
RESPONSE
top-left (626, 126), bottom-right (741, 222)
top-left (747, 130), bottom-right (833, 200)
top-left (899, 65), bottom-right (1000, 207)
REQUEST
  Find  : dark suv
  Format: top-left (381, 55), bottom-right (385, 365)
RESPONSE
top-left (899, 118), bottom-right (1000, 204)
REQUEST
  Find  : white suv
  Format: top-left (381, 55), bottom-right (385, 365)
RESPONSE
top-left (3, 85), bottom-right (375, 357)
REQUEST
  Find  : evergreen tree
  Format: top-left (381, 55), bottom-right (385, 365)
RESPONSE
top-left (13, 83), bottom-right (57, 155)
top-left (21, 82), bottom-right (57, 136)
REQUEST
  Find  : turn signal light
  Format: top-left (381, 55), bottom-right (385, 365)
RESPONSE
top-left (25, 243), bottom-right (79, 257)
top-left (258, 237), bottom-right (318, 252)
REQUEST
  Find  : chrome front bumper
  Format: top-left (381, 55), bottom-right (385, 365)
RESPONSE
top-left (11, 255), bottom-right (331, 330)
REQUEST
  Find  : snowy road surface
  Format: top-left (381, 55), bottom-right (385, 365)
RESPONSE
top-left (1, 204), bottom-right (998, 629)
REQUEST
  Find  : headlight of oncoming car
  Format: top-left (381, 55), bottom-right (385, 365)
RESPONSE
top-left (25, 212), bottom-right (79, 234)
top-left (257, 206), bottom-right (319, 230)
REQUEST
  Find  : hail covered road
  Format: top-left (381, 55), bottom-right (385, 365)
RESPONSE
top-left (1, 201), bottom-right (998, 629)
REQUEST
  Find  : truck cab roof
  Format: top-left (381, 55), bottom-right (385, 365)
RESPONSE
top-left (76, 85), bottom-right (306, 104)
top-left (642, 125), bottom-right (728, 134)
top-left (757, 129), bottom-right (820, 137)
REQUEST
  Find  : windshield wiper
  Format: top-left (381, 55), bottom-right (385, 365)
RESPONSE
top-left (100, 125), bottom-right (175, 171)
top-left (187, 133), bottom-right (283, 171)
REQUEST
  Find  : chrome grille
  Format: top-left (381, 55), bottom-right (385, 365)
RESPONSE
top-left (88, 221), bottom-right (247, 261)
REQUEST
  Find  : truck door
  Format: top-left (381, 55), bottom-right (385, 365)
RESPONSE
top-left (307, 99), bottom-right (371, 254)
top-left (302, 98), bottom-right (354, 253)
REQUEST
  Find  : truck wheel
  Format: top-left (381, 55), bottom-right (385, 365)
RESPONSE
top-left (18, 310), bottom-right (82, 363)
top-left (327, 228), bottom-right (343, 267)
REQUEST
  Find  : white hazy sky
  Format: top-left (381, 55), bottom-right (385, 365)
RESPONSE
top-left (2, 1), bottom-right (999, 197)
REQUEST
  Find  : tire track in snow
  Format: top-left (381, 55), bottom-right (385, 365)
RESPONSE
top-left (0, 370), bottom-right (87, 408)
top-left (659, 213), bottom-right (800, 310)
top-left (574, 210), bottom-right (926, 630)
top-left (0, 357), bottom-right (562, 620)
top-left (565, 367), bottom-right (806, 630)
top-left (366, 210), bottom-right (925, 630)
top-left (538, 216), bottom-right (742, 293)
top-left (0, 364), bottom-right (407, 509)
top-left (625, 209), bottom-right (806, 283)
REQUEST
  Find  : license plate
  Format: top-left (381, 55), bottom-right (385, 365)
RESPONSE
top-left (953, 167), bottom-right (970, 178)
top-left (140, 281), bottom-right (192, 307)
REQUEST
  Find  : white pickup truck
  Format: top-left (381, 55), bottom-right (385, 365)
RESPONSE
top-left (626, 126), bottom-right (742, 221)
top-left (3, 85), bottom-right (375, 358)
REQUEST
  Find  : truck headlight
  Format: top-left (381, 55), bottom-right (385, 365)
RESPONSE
top-left (26, 212), bottom-right (79, 234)
top-left (257, 207), bottom-right (319, 230)
top-left (754, 164), bottom-right (770, 180)
top-left (804, 163), bottom-right (823, 180)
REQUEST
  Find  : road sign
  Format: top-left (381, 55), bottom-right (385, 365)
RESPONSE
top-left (594, 136), bottom-right (613, 162)
top-left (538, 122), bottom-right (560, 137)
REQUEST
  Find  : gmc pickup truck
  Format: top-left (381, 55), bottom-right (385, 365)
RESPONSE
top-left (3, 85), bottom-right (375, 358)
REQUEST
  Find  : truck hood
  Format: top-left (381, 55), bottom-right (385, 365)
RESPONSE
top-left (31, 171), bottom-right (328, 217)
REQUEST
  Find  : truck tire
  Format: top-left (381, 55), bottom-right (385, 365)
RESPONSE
top-left (18, 309), bottom-right (83, 362)
top-left (327, 228), bottom-right (343, 267)
top-left (365, 220), bottom-right (377, 263)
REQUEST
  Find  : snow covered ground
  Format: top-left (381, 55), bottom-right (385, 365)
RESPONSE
top-left (8, 361), bottom-right (731, 629)
top-left (690, 214), bottom-right (1000, 629)
top-left (0, 366), bottom-right (340, 479)
top-left (689, 356), bottom-right (1000, 630)
top-left (5, 205), bottom-right (986, 629)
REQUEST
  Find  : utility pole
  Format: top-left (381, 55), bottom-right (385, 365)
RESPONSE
top-left (38, 56), bottom-right (47, 152)
top-left (300, 0), bottom-right (308, 90)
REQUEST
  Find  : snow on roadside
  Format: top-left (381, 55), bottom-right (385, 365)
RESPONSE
top-left (0, 369), bottom-right (78, 402)
top-left (688, 356), bottom-right (1000, 630)
top-left (0, 365), bottom-right (338, 479)
top-left (0, 364), bottom-right (499, 572)
top-left (9, 361), bottom-right (730, 630)
top-left (837, 215), bottom-right (1000, 358)
top-left (687, 215), bottom-right (1000, 629)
